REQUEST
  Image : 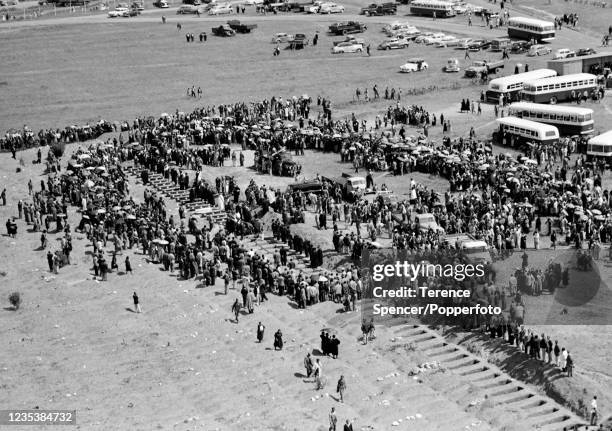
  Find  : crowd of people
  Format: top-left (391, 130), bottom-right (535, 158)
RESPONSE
top-left (2, 83), bottom-right (610, 428)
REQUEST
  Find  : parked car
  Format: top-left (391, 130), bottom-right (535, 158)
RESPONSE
top-left (333, 36), bottom-right (365, 46)
top-left (332, 41), bottom-right (364, 53)
top-left (423, 33), bottom-right (447, 45)
top-left (553, 48), bottom-right (576, 59)
top-left (108, 7), bottom-right (129, 17)
top-left (467, 39), bottom-right (491, 51)
top-left (577, 48), bottom-right (597, 56)
top-left (383, 21), bottom-right (416, 35)
top-left (434, 35), bottom-right (459, 47)
top-left (444, 57), bottom-right (460, 72)
top-left (177, 4), bottom-right (201, 13)
top-left (392, 28), bottom-right (421, 40)
top-left (378, 37), bottom-right (409, 50)
top-left (211, 24), bottom-right (236, 36)
top-left (453, 2), bottom-right (469, 13)
top-left (399, 58), bottom-right (428, 73)
top-left (527, 45), bottom-right (552, 56)
top-left (455, 38), bottom-right (474, 50)
top-left (414, 32), bottom-right (435, 43)
top-left (360, 2), bottom-right (396, 15)
top-left (511, 40), bottom-right (531, 54)
top-left (208, 3), bottom-right (233, 14)
top-left (319, 2), bottom-right (344, 13)
top-left (153, 0), bottom-right (169, 5)
top-left (328, 21), bottom-right (367, 35)
top-left (272, 32), bottom-right (294, 43)
top-left (464, 59), bottom-right (504, 77)
top-left (414, 213), bottom-right (445, 234)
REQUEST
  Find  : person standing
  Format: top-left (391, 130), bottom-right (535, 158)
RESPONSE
top-left (133, 291), bottom-right (141, 313)
top-left (304, 353), bottom-right (314, 377)
top-left (232, 298), bottom-right (241, 322)
top-left (329, 407), bottom-right (338, 431)
top-left (590, 395), bottom-right (598, 425)
top-left (274, 329), bottom-right (283, 350)
top-left (313, 358), bottom-right (323, 389)
top-left (1, 188), bottom-right (6, 206)
top-left (256, 321), bottom-right (265, 343)
top-left (336, 375), bottom-right (346, 402)
top-left (125, 256), bottom-right (133, 275)
top-left (343, 419), bottom-right (354, 431)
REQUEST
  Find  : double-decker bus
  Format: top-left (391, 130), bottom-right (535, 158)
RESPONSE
top-left (507, 17), bottom-right (555, 42)
top-left (507, 102), bottom-right (594, 136)
top-left (485, 68), bottom-right (557, 103)
top-left (521, 73), bottom-right (599, 104)
top-left (587, 130), bottom-right (612, 160)
top-left (409, 0), bottom-right (456, 17)
top-left (495, 117), bottom-right (559, 148)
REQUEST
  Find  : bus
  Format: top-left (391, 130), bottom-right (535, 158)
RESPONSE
top-left (495, 117), bottom-right (559, 148)
top-left (490, 37), bottom-right (512, 52)
top-left (507, 17), bottom-right (555, 42)
top-left (409, 0), bottom-right (456, 17)
top-left (485, 69), bottom-right (557, 103)
top-left (521, 73), bottom-right (598, 104)
top-left (507, 102), bottom-right (594, 136)
top-left (587, 130), bottom-right (612, 160)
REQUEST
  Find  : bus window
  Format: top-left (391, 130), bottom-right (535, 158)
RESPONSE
top-left (545, 131), bottom-right (556, 137)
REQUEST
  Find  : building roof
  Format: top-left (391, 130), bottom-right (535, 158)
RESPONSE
top-left (548, 51), bottom-right (612, 63)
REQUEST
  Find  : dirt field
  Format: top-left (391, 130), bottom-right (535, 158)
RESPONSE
top-left (1, 1), bottom-right (611, 430)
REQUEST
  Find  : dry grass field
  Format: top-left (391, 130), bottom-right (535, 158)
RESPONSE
top-left (1, 1), bottom-right (611, 429)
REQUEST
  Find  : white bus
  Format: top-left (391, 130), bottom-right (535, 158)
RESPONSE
top-left (485, 69), bottom-right (557, 103)
top-left (587, 130), bottom-right (612, 159)
top-left (507, 17), bottom-right (555, 42)
top-left (410, 0), bottom-right (456, 17)
top-left (507, 102), bottom-right (594, 136)
top-left (495, 117), bottom-right (559, 148)
top-left (521, 73), bottom-right (599, 104)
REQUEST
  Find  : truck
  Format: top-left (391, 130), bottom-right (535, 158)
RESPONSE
top-left (360, 2), bottom-right (396, 16)
top-left (444, 234), bottom-right (492, 264)
top-left (212, 24), bottom-right (236, 37)
top-left (288, 34), bottom-right (309, 49)
top-left (413, 213), bottom-right (445, 234)
top-left (227, 20), bottom-right (258, 33)
top-left (322, 173), bottom-right (366, 201)
top-left (457, 239), bottom-right (491, 265)
top-left (328, 21), bottom-right (367, 35)
top-left (463, 59), bottom-right (504, 77)
top-left (283, 0), bottom-right (315, 11)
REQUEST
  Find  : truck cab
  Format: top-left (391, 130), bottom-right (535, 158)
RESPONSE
top-left (457, 239), bottom-right (491, 264)
top-left (414, 213), bottom-right (444, 233)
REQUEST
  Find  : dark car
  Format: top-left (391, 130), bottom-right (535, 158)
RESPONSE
top-left (328, 21), bottom-right (367, 35)
top-left (468, 39), bottom-right (491, 51)
top-left (360, 2), bottom-right (396, 15)
top-left (511, 40), bottom-right (531, 54)
top-left (577, 48), bottom-right (597, 56)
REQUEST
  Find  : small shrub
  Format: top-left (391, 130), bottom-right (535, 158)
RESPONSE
top-left (50, 143), bottom-right (66, 158)
top-left (9, 292), bottom-right (21, 310)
